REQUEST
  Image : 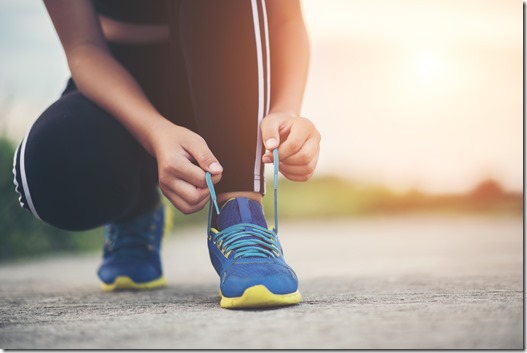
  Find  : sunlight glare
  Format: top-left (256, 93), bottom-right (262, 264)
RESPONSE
top-left (417, 52), bottom-right (440, 79)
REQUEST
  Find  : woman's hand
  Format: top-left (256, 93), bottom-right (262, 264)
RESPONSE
top-left (150, 119), bottom-right (223, 214)
top-left (260, 112), bottom-right (320, 182)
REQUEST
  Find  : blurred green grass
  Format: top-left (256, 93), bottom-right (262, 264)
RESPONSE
top-left (266, 175), bottom-right (523, 218)
top-left (1, 136), bottom-right (522, 262)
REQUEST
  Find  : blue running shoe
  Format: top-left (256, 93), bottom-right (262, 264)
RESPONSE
top-left (97, 203), bottom-right (169, 291)
top-left (205, 149), bottom-right (302, 309)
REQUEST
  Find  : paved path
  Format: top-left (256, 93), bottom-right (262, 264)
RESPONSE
top-left (0, 216), bottom-right (523, 349)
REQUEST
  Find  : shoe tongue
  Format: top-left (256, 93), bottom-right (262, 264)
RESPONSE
top-left (217, 198), bottom-right (267, 231)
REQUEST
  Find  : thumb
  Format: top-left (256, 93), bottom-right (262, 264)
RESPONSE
top-left (185, 137), bottom-right (223, 175)
top-left (260, 116), bottom-right (281, 151)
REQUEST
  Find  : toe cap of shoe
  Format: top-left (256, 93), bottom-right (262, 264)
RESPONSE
top-left (220, 260), bottom-right (298, 298)
top-left (98, 258), bottom-right (162, 284)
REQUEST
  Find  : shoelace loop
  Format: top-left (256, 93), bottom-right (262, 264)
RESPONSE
top-left (205, 149), bottom-right (280, 259)
top-left (212, 224), bottom-right (280, 259)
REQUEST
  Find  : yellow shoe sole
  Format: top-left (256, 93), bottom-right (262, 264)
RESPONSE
top-left (220, 285), bottom-right (302, 309)
top-left (101, 276), bottom-right (166, 292)
top-left (100, 204), bottom-right (172, 292)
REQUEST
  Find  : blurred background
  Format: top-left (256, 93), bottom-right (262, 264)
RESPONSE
top-left (0, 0), bottom-right (522, 261)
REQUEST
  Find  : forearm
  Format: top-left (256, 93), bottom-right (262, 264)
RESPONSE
top-left (268, 17), bottom-right (309, 116)
top-left (68, 44), bottom-right (167, 155)
top-left (44, 0), bottom-right (169, 156)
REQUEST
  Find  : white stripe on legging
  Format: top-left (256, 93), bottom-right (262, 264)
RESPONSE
top-left (250, 0), bottom-right (268, 193)
top-left (261, 0), bottom-right (270, 195)
top-left (261, 0), bottom-right (271, 115)
top-left (19, 127), bottom-right (41, 220)
top-left (12, 143), bottom-right (25, 208)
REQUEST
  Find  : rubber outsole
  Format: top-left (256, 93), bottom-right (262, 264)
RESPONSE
top-left (99, 204), bottom-right (171, 292)
top-left (101, 276), bottom-right (166, 291)
top-left (220, 285), bottom-right (302, 309)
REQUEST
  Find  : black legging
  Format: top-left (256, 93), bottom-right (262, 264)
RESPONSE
top-left (13, 0), bottom-right (270, 231)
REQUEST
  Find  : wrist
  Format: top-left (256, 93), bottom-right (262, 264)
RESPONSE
top-left (269, 108), bottom-right (298, 116)
top-left (268, 102), bottom-right (301, 117)
top-left (141, 114), bottom-right (175, 156)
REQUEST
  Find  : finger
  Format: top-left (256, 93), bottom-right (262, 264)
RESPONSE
top-left (182, 135), bottom-right (223, 175)
top-left (263, 137), bottom-right (318, 165)
top-left (164, 188), bottom-right (210, 215)
top-left (281, 171), bottom-right (314, 182)
top-left (209, 172), bottom-right (222, 185)
top-left (279, 159), bottom-right (318, 177)
top-left (160, 176), bottom-right (210, 206)
top-left (262, 152), bottom-right (273, 164)
top-left (280, 138), bottom-right (320, 166)
top-left (168, 155), bottom-right (209, 188)
top-left (170, 156), bottom-right (223, 189)
top-left (173, 178), bottom-right (211, 206)
top-left (162, 186), bottom-right (210, 215)
top-left (260, 115), bottom-right (281, 150)
top-left (277, 119), bottom-right (313, 160)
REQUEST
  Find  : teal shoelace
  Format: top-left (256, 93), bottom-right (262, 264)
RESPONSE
top-left (205, 149), bottom-right (280, 259)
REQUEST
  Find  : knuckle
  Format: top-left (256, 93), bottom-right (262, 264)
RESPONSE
top-left (187, 133), bottom-right (205, 145)
top-left (305, 165), bottom-right (315, 175)
top-left (160, 188), bottom-right (171, 200)
top-left (159, 175), bottom-right (171, 189)
top-left (193, 135), bottom-right (207, 147)
top-left (298, 152), bottom-right (311, 164)
top-left (163, 162), bottom-right (180, 177)
top-left (300, 117), bottom-right (311, 126)
top-left (187, 192), bottom-right (203, 206)
top-left (198, 152), bottom-right (215, 165)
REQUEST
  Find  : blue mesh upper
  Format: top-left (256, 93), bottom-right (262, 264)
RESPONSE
top-left (208, 198), bottom-right (298, 297)
top-left (217, 198), bottom-right (267, 230)
top-left (98, 204), bottom-right (164, 284)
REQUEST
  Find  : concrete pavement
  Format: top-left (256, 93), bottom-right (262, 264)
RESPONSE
top-left (0, 215), bottom-right (523, 349)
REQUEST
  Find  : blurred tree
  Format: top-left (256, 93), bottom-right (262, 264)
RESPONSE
top-left (469, 179), bottom-right (505, 202)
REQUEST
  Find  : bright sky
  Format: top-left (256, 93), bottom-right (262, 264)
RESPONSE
top-left (0, 0), bottom-right (523, 194)
top-left (301, 0), bottom-right (523, 193)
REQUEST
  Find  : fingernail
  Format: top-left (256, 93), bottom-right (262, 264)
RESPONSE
top-left (262, 156), bottom-right (271, 163)
top-left (265, 138), bottom-right (277, 149)
top-left (209, 162), bottom-right (223, 173)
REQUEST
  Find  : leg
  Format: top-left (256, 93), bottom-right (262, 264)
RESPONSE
top-left (13, 85), bottom-right (167, 290)
top-left (13, 87), bottom-right (159, 231)
top-left (168, 0), bottom-right (301, 308)
top-left (169, 0), bottom-right (269, 196)
top-left (14, 40), bottom-right (175, 290)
